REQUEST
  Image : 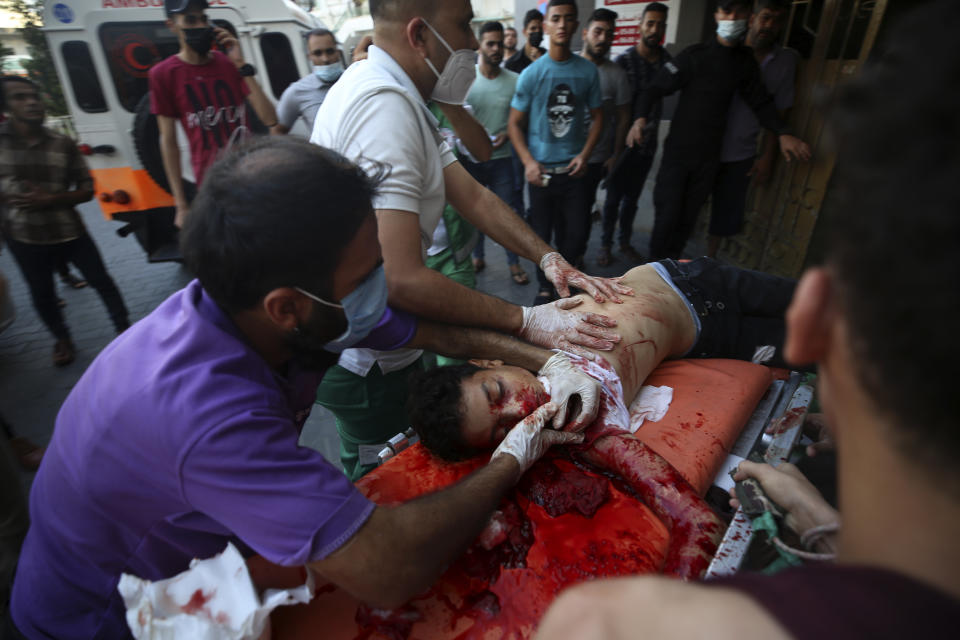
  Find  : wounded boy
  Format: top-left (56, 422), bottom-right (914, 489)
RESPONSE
top-left (407, 257), bottom-right (796, 577)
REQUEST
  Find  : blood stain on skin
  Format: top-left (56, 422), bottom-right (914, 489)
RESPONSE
top-left (492, 384), bottom-right (548, 418)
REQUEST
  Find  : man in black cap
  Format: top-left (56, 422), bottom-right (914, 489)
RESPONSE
top-left (149, 0), bottom-right (277, 228)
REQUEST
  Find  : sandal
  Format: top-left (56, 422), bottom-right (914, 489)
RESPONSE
top-left (509, 265), bottom-right (529, 285)
top-left (533, 288), bottom-right (553, 306)
top-left (53, 338), bottom-right (75, 367)
top-left (473, 257), bottom-right (486, 273)
top-left (596, 246), bottom-right (613, 267)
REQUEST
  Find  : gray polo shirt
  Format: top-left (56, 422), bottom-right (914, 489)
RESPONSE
top-left (720, 45), bottom-right (800, 163)
top-left (276, 74), bottom-right (334, 130)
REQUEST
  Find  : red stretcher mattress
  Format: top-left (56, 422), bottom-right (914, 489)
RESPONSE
top-left (252, 359), bottom-right (773, 639)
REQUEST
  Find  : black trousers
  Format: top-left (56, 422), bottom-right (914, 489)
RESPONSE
top-left (710, 157), bottom-right (755, 237)
top-left (5, 234), bottom-right (128, 340)
top-left (650, 150), bottom-right (720, 260)
top-left (660, 257), bottom-right (797, 369)
top-left (603, 151), bottom-right (654, 248)
top-left (573, 162), bottom-right (607, 260)
top-left (528, 172), bottom-right (587, 289)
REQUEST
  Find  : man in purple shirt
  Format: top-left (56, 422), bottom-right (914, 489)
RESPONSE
top-left (9, 137), bottom-right (590, 639)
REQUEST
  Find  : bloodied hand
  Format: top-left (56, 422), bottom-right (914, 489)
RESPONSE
top-left (520, 297), bottom-right (621, 359)
top-left (537, 352), bottom-right (601, 432)
top-left (491, 403), bottom-right (584, 473)
top-left (540, 252), bottom-right (633, 303)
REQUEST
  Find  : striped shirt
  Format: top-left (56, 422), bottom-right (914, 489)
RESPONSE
top-left (0, 122), bottom-right (92, 245)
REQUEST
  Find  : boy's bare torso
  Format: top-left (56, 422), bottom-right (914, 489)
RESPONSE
top-left (572, 265), bottom-right (696, 402)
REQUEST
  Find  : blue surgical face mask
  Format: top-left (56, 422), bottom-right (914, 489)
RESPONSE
top-left (717, 19), bottom-right (748, 43)
top-left (313, 60), bottom-right (344, 83)
top-left (296, 265), bottom-right (388, 353)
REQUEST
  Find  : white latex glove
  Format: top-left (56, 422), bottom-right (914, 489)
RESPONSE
top-left (519, 298), bottom-right (620, 359)
top-left (491, 403), bottom-right (584, 474)
top-left (538, 352), bottom-right (600, 432)
top-left (540, 251), bottom-right (633, 303)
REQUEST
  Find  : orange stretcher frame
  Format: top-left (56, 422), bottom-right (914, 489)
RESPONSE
top-left (251, 359), bottom-right (774, 639)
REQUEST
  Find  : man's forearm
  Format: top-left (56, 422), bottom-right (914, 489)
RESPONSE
top-left (410, 321), bottom-right (552, 371)
top-left (579, 111), bottom-right (604, 161)
top-left (50, 189), bottom-right (94, 207)
top-left (507, 110), bottom-right (535, 167)
top-left (310, 455), bottom-right (520, 609)
top-left (759, 130), bottom-right (776, 162)
top-left (437, 103), bottom-right (492, 162)
top-left (159, 131), bottom-right (188, 206)
top-left (244, 77), bottom-right (278, 127)
top-left (388, 262), bottom-right (524, 333)
top-left (613, 105), bottom-right (630, 159)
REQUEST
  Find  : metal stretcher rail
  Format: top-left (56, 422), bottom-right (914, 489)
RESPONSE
top-left (706, 372), bottom-right (814, 578)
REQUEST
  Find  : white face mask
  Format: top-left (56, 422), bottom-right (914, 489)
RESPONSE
top-left (313, 60), bottom-right (344, 83)
top-left (422, 20), bottom-right (477, 105)
top-left (717, 19), bottom-right (748, 43)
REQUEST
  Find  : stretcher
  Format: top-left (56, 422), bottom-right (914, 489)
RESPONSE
top-left (252, 358), bottom-right (813, 639)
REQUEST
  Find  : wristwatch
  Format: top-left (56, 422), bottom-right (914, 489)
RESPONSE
top-left (238, 63), bottom-right (256, 77)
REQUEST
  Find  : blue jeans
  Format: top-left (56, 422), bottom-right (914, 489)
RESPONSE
top-left (464, 157), bottom-right (521, 266)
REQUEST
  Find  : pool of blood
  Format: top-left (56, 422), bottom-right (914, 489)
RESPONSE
top-left (340, 447), bottom-right (670, 640)
top-left (518, 457), bottom-right (609, 517)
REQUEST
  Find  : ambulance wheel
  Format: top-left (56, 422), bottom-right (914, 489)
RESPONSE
top-left (132, 92), bottom-right (197, 196)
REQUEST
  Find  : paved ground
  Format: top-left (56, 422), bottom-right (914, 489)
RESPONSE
top-left (0, 149), bottom-right (671, 494)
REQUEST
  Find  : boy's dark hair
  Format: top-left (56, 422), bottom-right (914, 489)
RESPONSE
top-left (523, 9), bottom-right (544, 29)
top-left (0, 76), bottom-right (38, 112)
top-left (643, 2), bottom-right (669, 18)
top-left (547, 0), bottom-right (578, 18)
top-left (181, 136), bottom-right (383, 314)
top-left (407, 364), bottom-right (484, 462)
top-left (480, 21), bottom-right (504, 38)
top-left (825, 0), bottom-right (960, 489)
top-left (588, 8), bottom-right (618, 26)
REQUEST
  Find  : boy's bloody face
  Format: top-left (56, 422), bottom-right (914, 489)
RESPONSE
top-left (459, 365), bottom-right (550, 449)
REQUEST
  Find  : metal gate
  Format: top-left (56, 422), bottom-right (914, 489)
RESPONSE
top-left (709, 0), bottom-right (889, 277)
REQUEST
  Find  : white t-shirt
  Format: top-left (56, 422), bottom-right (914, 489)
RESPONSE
top-left (311, 45), bottom-right (457, 376)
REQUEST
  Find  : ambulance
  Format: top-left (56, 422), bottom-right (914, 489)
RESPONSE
top-left (42, 0), bottom-right (321, 260)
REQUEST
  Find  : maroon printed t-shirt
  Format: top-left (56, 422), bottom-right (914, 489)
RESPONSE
top-left (149, 51), bottom-right (251, 185)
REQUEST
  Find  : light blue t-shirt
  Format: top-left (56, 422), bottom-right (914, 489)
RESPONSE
top-left (466, 66), bottom-right (519, 161)
top-left (511, 53), bottom-right (602, 168)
